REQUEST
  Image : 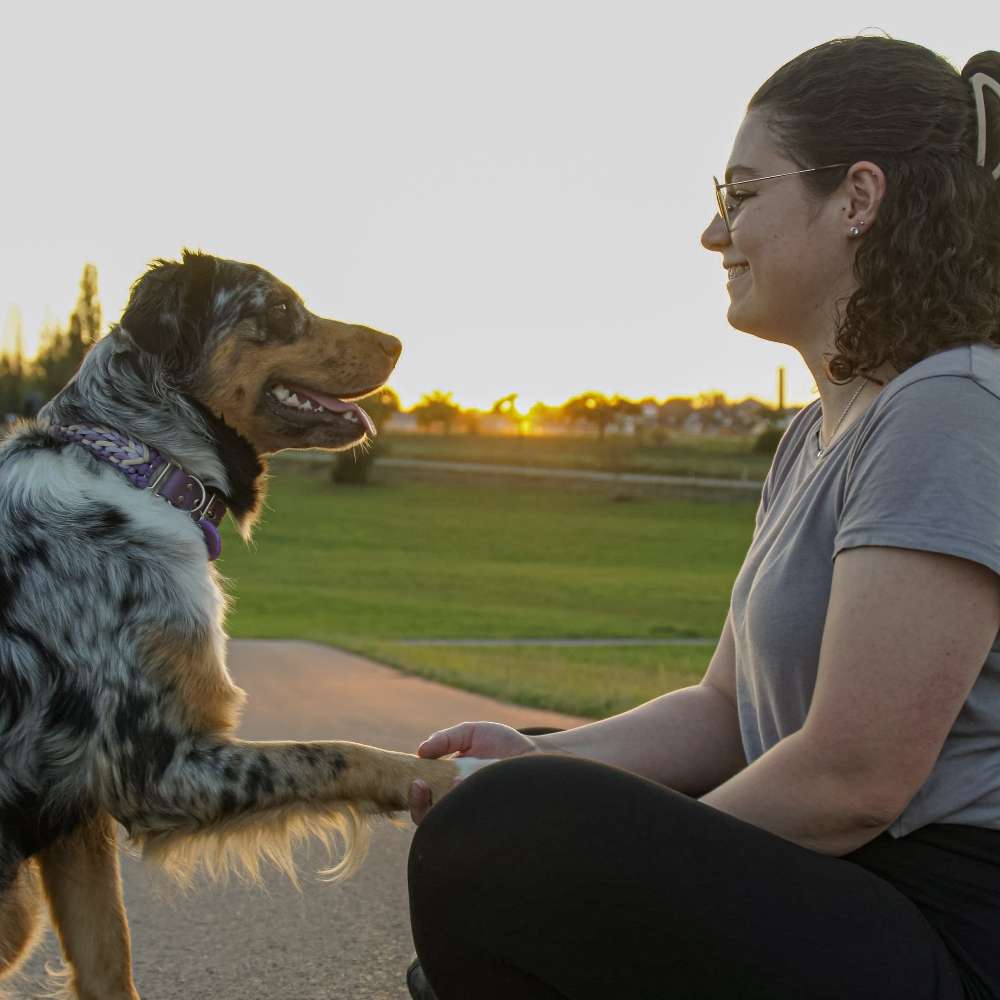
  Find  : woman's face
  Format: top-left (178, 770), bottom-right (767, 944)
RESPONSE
top-left (701, 110), bottom-right (855, 348)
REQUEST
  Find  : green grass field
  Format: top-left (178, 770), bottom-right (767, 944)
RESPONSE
top-left (377, 429), bottom-right (774, 481)
top-left (217, 465), bottom-right (758, 717)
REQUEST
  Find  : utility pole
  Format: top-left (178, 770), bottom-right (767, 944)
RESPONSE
top-left (777, 366), bottom-right (786, 414)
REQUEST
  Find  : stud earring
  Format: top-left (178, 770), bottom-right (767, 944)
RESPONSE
top-left (849, 219), bottom-right (866, 238)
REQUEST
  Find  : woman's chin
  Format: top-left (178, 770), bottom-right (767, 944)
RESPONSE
top-left (726, 300), bottom-right (753, 331)
top-left (725, 305), bottom-right (787, 344)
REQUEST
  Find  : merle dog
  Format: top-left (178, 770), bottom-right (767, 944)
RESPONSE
top-left (0, 251), bottom-right (471, 999)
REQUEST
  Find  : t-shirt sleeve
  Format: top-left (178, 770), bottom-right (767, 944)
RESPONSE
top-left (834, 375), bottom-right (1000, 578)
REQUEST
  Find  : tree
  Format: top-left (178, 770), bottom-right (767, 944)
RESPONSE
top-left (694, 391), bottom-right (728, 411)
top-left (488, 392), bottom-right (522, 434)
top-left (561, 392), bottom-right (616, 439)
top-left (33, 319), bottom-right (73, 402)
top-left (34, 263), bottom-right (103, 401)
top-left (459, 408), bottom-right (482, 435)
top-left (361, 385), bottom-right (401, 430)
top-left (0, 307), bottom-right (26, 416)
top-left (753, 425), bottom-right (784, 455)
top-left (411, 390), bottom-right (462, 434)
top-left (660, 396), bottom-right (695, 429)
top-left (610, 395), bottom-right (642, 423)
top-left (526, 400), bottom-right (561, 432)
top-left (331, 386), bottom-right (402, 484)
top-left (491, 393), bottom-right (517, 413)
top-left (66, 262), bottom-right (102, 359)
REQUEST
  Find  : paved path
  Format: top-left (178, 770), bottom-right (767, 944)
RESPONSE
top-left (17, 641), bottom-right (584, 1000)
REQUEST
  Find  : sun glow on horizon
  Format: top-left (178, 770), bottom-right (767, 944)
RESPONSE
top-left (2, 287), bottom-right (816, 413)
top-left (2, 5), bottom-right (967, 419)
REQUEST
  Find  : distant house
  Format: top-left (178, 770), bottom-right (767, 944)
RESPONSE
top-left (387, 411), bottom-right (419, 434)
top-left (682, 413), bottom-right (706, 434)
top-left (606, 415), bottom-right (638, 436)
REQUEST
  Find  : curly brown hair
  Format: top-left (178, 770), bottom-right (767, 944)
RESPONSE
top-left (748, 36), bottom-right (1000, 384)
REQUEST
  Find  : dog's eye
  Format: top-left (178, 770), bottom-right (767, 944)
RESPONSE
top-left (261, 300), bottom-right (296, 340)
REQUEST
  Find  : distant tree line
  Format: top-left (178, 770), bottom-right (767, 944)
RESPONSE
top-left (1, 263), bottom-right (102, 419)
top-left (404, 388), bottom-right (788, 441)
top-left (4, 264), bottom-right (790, 486)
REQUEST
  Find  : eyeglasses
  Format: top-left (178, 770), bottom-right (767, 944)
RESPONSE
top-left (713, 163), bottom-right (849, 235)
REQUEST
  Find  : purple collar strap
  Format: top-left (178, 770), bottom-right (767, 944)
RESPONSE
top-left (50, 423), bottom-right (227, 561)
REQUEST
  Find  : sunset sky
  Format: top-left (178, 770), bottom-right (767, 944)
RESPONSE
top-left (0, 3), bottom-right (990, 410)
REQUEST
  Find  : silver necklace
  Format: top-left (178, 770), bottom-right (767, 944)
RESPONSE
top-left (816, 379), bottom-right (867, 458)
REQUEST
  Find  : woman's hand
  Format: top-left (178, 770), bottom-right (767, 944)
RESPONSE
top-left (409, 722), bottom-right (540, 825)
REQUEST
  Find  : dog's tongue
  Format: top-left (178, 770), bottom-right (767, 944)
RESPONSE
top-left (293, 386), bottom-right (377, 436)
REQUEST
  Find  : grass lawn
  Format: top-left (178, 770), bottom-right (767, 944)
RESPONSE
top-left (377, 430), bottom-right (775, 481)
top-left (356, 642), bottom-right (712, 719)
top-left (216, 466), bottom-right (757, 715)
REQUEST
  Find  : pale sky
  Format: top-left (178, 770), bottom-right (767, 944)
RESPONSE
top-left (0, 2), bottom-right (993, 409)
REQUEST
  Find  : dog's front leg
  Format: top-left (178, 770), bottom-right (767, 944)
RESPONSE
top-left (123, 738), bottom-right (471, 877)
top-left (142, 737), bottom-right (465, 818)
top-left (38, 813), bottom-right (141, 1000)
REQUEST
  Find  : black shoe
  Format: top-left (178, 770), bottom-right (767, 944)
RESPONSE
top-left (406, 956), bottom-right (439, 1000)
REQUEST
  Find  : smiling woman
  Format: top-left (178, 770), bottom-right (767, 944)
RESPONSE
top-left (405, 35), bottom-right (1000, 1000)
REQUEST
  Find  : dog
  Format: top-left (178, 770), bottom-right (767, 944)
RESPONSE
top-left (0, 250), bottom-right (471, 999)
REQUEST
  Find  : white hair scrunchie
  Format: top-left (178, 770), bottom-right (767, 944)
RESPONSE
top-left (970, 71), bottom-right (1000, 181)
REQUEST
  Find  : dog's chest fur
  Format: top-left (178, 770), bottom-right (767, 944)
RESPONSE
top-left (0, 427), bottom-right (243, 849)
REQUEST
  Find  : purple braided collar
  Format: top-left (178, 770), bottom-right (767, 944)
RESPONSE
top-left (50, 423), bottom-right (227, 561)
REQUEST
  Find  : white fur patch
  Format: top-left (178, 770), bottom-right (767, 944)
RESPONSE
top-left (453, 757), bottom-right (500, 779)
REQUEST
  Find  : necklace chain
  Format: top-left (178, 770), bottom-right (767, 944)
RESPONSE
top-left (816, 379), bottom-right (867, 458)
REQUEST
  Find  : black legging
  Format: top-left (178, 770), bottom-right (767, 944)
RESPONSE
top-left (408, 754), bottom-right (1000, 1000)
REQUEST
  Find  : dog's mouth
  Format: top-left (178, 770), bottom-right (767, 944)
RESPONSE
top-left (262, 381), bottom-right (378, 437)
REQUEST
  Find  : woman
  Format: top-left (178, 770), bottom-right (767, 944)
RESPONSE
top-left (406, 36), bottom-right (1000, 1000)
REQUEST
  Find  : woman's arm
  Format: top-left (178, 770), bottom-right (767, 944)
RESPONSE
top-left (534, 610), bottom-right (747, 796)
top-left (701, 546), bottom-right (1000, 855)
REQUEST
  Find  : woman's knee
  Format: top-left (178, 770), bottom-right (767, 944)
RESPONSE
top-left (410, 755), bottom-right (576, 885)
top-left (409, 752), bottom-right (682, 888)
top-left (415, 754), bottom-right (601, 845)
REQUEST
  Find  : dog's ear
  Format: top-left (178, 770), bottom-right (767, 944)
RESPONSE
top-left (120, 250), bottom-right (217, 355)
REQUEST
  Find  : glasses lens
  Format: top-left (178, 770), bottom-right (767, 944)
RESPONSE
top-left (713, 178), bottom-right (730, 233)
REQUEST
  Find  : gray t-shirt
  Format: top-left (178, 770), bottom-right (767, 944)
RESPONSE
top-left (730, 343), bottom-right (1000, 837)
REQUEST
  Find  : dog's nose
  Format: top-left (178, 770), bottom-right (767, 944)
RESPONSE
top-left (374, 330), bottom-right (402, 363)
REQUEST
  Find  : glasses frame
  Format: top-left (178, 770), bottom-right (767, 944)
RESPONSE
top-left (713, 163), bottom-right (850, 235)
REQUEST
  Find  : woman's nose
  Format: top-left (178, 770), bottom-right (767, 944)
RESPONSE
top-left (701, 212), bottom-right (730, 252)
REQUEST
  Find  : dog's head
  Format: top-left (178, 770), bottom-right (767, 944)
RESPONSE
top-left (118, 250), bottom-right (401, 456)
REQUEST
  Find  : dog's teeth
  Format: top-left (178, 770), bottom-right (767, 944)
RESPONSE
top-left (343, 411), bottom-right (358, 423)
top-left (270, 386), bottom-right (331, 414)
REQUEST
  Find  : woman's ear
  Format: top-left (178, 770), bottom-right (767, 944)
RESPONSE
top-left (844, 160), bottom-right (886, 228)
top-left (119, 250), bottom-right (216, 355)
